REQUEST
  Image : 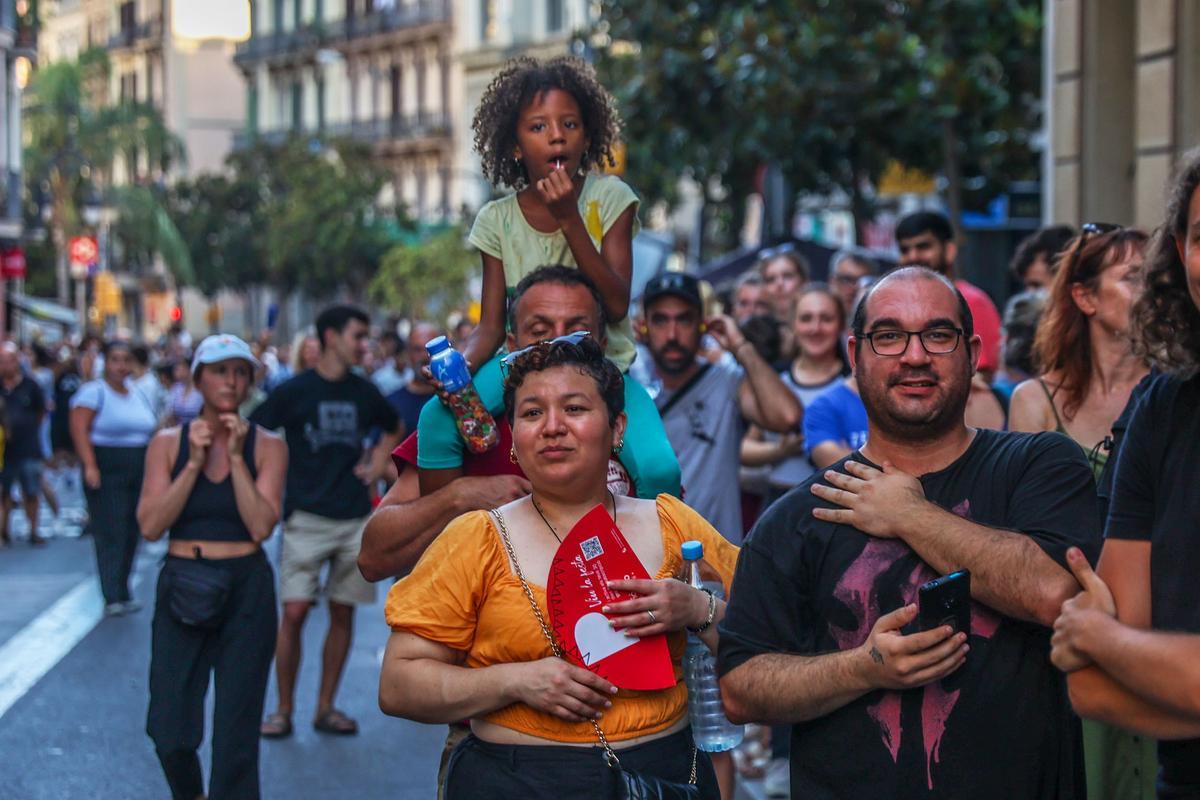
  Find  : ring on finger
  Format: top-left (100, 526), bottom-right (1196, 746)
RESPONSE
top-left (646, 609), bottom-right (656, 624)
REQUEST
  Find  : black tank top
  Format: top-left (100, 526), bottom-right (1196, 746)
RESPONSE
top-left (169, 421), bottom-right (259, 542)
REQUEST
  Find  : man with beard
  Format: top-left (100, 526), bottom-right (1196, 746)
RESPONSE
top-left (895, 211), bottom-right (1002, 380)
top-left (639, 272), bottom-right (800, 542)
top-left (717, 267), bottom-right (1100, 798)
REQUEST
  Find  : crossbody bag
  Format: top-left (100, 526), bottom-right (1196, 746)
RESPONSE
top-left (489, 509), bottom-right (701, 800)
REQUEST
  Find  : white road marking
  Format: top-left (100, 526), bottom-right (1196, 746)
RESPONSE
top-left (0, 554), bottom-right (153, 721)
top-left (0, 576), bottom-right (104, 720)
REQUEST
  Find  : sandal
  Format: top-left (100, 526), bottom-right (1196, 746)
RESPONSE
top-left (260, 712), bottom-right (293, 738)
top-left (313, 708), bottom-right (358, 736)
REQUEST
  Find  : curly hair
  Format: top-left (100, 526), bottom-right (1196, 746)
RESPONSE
top-left (1131, 148), bottom-right (1200, 375)
top-left (502, 334), bottom-right (624, 427)
top-left (472, 56), bottom-right (622, 190)
top-left (1033, 227), bottom-right (1148, 418)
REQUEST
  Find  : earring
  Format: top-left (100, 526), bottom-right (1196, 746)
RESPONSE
top-left (510, 445), bottom-right (519, 464)
top-left (612, 440), bottom-right (624, 456)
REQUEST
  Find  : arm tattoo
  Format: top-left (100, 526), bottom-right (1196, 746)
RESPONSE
top-left (870, 646), bottom-right (884, 665)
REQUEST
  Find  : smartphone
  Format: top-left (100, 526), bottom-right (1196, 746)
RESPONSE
top-left (918, 570), bottom-right (971, 634)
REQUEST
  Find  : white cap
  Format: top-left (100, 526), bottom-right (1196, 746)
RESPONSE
top-left (191, 334), bottom-right (261, 378)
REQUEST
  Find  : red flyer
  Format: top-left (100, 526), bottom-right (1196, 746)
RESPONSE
top-left (547, 504), bottom-right (675, 691)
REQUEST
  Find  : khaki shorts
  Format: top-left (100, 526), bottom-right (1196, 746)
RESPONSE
top-left (279, 510), bottom-right (376, 606)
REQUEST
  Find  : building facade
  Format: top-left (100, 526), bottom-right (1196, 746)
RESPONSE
top-left (1046, 0), bottom-right (1200, 229)
top-left (234, 0), bottom-right (590, 222)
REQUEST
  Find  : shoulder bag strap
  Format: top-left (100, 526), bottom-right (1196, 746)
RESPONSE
top-left (488, 509), bottom-right (627, 769)
top-left (657, 363), bottom-right (712, 418)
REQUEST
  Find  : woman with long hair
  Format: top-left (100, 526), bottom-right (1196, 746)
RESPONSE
top-left (1050, 149), bottom-right (1200, 800)
top-left (380, 334), bottom-right (736, 798)
top-left (1009, 226), bottom-right (1150, 476)
top-left (138, 335), bottom-right (287, 800)
top-left (741, 284), bottom-right (848, 503)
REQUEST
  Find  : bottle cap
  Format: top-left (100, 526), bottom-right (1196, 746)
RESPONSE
top-left (425, 335), bottom-right (451, 357)
top-left (681, 540), bottom-right (703, 561)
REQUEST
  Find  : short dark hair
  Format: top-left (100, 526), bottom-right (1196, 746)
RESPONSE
top-left (739, 315), bottom-right (782, 365)
top-left (851, 267), bottom-right (974, 348)
top-left (379, 330), bottom-right (402, 347)
top-left (895, 211), bottom-right (955, 244)
top-left (130, 344), bottom-right (150, 367)
top-left (315, 305), bottom-right (370, 350)
top-left (101, 339), bottom-right (133, 358)
top-left (507, 266), bottom-right (608, 332)
top-left (502, 334), bottom-right (624, 427)
top-left (1010, 225), bottom-right (1077, 280)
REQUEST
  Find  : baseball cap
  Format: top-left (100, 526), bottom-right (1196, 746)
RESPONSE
top-left (641, 272), bottom-right (702, 310)
top-left (191, 334), bottom-right (261, 377)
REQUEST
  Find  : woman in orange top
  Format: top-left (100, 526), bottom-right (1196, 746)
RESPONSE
top-left (381, 334), bottom-right (737, 798)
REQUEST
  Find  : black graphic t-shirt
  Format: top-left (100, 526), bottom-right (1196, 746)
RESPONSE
top-left (718, 429), bottom-right (1100, 799)
top-left (250, 369), bottom-right (399, 520)
top-left (1106, 371), bottom-right (1200, 787)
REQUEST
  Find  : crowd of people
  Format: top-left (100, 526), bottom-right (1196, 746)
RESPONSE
top-left (2, 54), bottom-right (1199, 800)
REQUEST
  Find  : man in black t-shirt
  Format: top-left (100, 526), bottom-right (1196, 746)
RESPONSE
top-left (0, 343), bottom-right (47, 546)
top-left (384, 321), bottom-right (439, 437)
top-left (718, 267), bottom-right (1100, 799)
top-left (251, 306), bottom-right (401, 738)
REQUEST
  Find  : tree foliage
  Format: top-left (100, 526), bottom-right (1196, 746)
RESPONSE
top-left (224, 138), bottom-right (395, 297)
top-left (369, 227), bottom-right (476, 322)
top-left (593, 0), bottom-right (1042, 242)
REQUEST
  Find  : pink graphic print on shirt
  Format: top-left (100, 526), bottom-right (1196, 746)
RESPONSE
top-left (827, 499), bottom-right (1000, 789)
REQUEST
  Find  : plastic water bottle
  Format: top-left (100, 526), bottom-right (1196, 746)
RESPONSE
top-left (425, 336), bottom-right (499, 454)
top-left (682, 540), bottom-right (744, 752)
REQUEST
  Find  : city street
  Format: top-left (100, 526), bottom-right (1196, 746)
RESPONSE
top-left (0, 476), bottom-right (444, 800)
top-left (0, 474), bottom-right (770, 799)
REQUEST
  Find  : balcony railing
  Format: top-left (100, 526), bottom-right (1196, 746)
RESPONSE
top-left (235, 112), bottom-right (451, 151)
top-left (235, 0), bottom-right (451, 65)
top-left (108, 16), bottom-right (163, 50)
top-left (234, 25), bottom-right (322, 65)
top-left (327, 0), bottom-right (451, 41)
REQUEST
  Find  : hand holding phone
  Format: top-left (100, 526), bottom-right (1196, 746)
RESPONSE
top-left (918, 570), bottom-right (971, 635)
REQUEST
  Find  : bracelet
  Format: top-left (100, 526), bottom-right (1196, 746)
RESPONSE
top-left (687, 588), bottom-right (717, 634)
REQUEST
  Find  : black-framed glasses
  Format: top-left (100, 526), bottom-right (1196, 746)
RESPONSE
top-left (501, 330), bottom-right (591, 369)
top-left (861, 327), bottom-right (964, 357)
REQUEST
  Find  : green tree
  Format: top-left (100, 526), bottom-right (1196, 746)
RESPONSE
top-left (166, 173), bottom-right (263, 299)
top-left (226, 137), bottom-right (393, 297)
top-left (24, 49), bottom-right (185, 302)
top-left (593, 0), bottom-right (1042, 245)
top-left (369, 227), bottom-right (475, 322)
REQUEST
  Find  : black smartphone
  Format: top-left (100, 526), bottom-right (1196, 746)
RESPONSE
top-left (918, 570), bottom-right (971, 634)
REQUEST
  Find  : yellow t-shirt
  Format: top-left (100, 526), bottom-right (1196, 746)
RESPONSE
top-left (384, 493), bottom-right (739, 743)
top-left (467, 173), bottom-right (641, 371)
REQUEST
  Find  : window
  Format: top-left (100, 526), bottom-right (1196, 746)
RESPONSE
top-left (546, 0), bottom-right (562, 32)
top-left (291, 81), bottom-right (303, 130)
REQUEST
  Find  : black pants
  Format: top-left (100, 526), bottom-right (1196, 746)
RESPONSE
top-left (146, 551), bottom-right (278, 800)
top-left (83, 445), bottom-right (146, 604)
top-left (445, 728), bottom-right (720, 799)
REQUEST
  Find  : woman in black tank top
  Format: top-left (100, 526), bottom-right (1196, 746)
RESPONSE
top-left (136, 335), bottom-right (287, 800)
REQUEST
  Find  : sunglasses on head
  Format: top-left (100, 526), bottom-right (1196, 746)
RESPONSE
top-left (759, 242), bottom-right (796, 261)
top-left (501, 330), bottom-right (592, 369)
top-left (1067, 222), bottom-right (1123, 264)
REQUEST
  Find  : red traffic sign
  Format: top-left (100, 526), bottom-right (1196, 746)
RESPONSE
top-left (69, 236), bottom-right (98, 266)
top-left (1, 247), bottom-right (26, 279)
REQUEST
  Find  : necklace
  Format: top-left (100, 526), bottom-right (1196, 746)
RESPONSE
top-left (531, 489), bottom-right (618, 544)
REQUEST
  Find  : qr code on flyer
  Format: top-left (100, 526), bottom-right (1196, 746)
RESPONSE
top-left (580, 536), bottom-right (604, 561)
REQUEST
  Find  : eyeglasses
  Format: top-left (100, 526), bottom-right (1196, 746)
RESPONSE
top-left (861, 327), bottom-right (964, 357)
top-left (501, 330), bottom-right (592, 369)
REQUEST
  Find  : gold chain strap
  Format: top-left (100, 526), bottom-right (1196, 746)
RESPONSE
top-left (489, 509), bottom-right (698, 785)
